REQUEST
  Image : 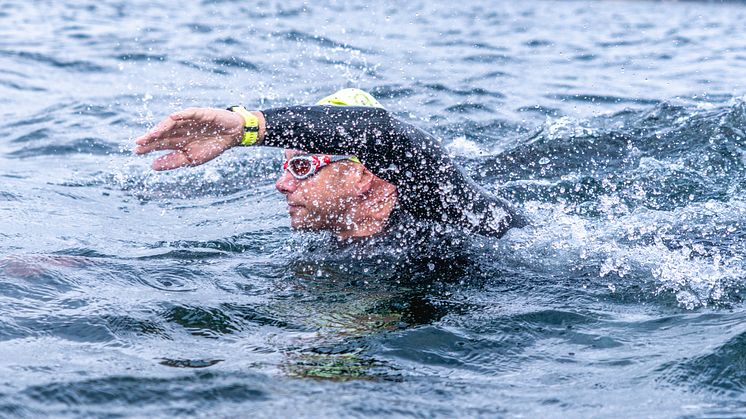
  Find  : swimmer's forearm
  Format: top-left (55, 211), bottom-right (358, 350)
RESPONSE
top-left (256, 105), bottom-right (397, 154)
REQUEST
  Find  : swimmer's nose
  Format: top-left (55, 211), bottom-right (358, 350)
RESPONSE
top-left (275, 170), bottom-right (299, 195)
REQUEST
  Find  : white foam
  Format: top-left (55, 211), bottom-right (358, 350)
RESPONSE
top-left (499, 199), bottom-right (746, 309)
top-left (446, 135), bottom-right (484, 157)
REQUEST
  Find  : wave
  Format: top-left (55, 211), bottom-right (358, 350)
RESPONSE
top-left (0, 50), bottom-right (108, 73)
top-left (658, 325), bottom-right (746, 395)
top-left (276, 30), bottom-right (374, 54)
top-left (7, 138), bottom-right (121, 158)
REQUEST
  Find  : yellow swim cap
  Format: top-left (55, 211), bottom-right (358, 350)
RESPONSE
top-left (314, 89), bottom-right (382, 165)
top-left (316, 88), bottom-right (384, 108)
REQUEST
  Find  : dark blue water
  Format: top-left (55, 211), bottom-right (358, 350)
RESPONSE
top-left (3, 0), bottom-right (746, 417)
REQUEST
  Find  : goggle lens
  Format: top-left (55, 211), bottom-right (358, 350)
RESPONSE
top-left (288, 158), bottom-right (312, 177)
top-left (283, 155), bottom-right (358, 179)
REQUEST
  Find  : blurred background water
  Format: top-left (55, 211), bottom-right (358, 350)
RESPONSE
top-left (3, 0), bottom-right (746, 417)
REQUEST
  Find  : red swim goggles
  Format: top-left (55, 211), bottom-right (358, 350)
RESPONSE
top-left (282, 154), bottom-right (360, 180)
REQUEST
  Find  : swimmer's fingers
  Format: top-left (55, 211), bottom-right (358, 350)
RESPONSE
top-left (135, 108), bottom-right (227, 154)
top-left (151, 150), bottom-right (192, 171)
top-left (133, 138), bottom-right (179, 155)
top-left (135, 115), bottom-right (178, 146)
top-left (135, 124), bottom-right (229, 154)
top-left (134, 108), bottom-right (206, 146)
top-left (134, 123), bottom-right (204, 155)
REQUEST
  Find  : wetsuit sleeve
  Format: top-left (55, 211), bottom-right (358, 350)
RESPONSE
top-left (261, 105), bottom-right (526, 237)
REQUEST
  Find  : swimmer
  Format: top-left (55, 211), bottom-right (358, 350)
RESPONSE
top-left (134, 89), bottom-right (526, 239)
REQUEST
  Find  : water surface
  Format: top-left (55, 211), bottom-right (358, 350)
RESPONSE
top-left (3, 0), bottom-right (746, 417)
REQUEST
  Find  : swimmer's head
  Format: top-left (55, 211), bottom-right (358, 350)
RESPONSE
top-left (275, 149), bottom-right (383, 232)
top-left (274, 89), bottom-right (395, 237)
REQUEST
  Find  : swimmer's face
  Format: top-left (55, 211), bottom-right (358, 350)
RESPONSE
top-left (275, 149), bottom-right (364, 231)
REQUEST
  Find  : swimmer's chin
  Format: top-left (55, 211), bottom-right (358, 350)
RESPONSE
top-left (288, 215), bottom-right (314, 231)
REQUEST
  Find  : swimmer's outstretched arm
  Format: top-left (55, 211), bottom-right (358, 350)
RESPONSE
top-left (135, 105), bottom-right (526, 235)
top-left (134, 105), bottom-right (406, 172)
top-left (134, 106), bottom-right (424, 174)
top-left (134, 108), bottom-right (264, 171)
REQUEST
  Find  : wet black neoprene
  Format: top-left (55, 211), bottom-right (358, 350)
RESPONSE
top-left (261, 105), bottom-right (527, 237)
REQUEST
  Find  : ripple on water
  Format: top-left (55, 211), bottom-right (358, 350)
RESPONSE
top-left (658, 328), bottom-right (746, 396)
top-left (0, 401), bottom-right (38, 418)
top-left (369, 85), bottom-right (416, 100)
top-left (0, 318), bottom-right (31, 342)
top-left (135, 264), bottom-right (205, 292)
top-left (0, 50), bottom-right (108, 73)
top-left (276, 30), bottom-right (373, 54)
top-left (547, 93), bottom-right (660, 105)
top-left (0, 191), bottom-right (19, 201)
top-left (20, 372), bottom-right (269, 410)
top-left (462, 53), bottom-right (515, 64)
top-left (418, 82), bottom-right (506, 99)
top-left (159, 358), bottom-right (223, 368)
top-left (380, 324), bottom-right (530, 376)
top-left (11, 128), bottom-right (49, 143)
top-left (445, 103), bottom-right (495, 114)
top-left (15, 315), bottom-right (118, 343)
top-left (221, 302), bottom-right (309, 331)
top-left (8, 137), bottom-right (121, 158)
top-left (102, 314), bottom-right (169, 339)
top-left (212, 56), bottom-right (259, 71)
top-left (0, 78), bottom-right (46, 92)
top-left (160, 304), bottom-right (241, 337)
top-left (114, 53), bottom-right (167, 62)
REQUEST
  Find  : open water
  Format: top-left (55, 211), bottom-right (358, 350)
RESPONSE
top-left (3, 0), bottom-right (746, 417)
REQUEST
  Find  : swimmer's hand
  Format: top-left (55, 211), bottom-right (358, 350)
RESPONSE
top-left (133, 107), bottom-right (264, 171)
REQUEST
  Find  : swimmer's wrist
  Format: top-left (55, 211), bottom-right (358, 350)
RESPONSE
top-left (227, 106), bottom-right (266, 147)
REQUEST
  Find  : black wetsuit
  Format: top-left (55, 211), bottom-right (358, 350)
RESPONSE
top-left (261, 106), bottom-right (527, 238)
